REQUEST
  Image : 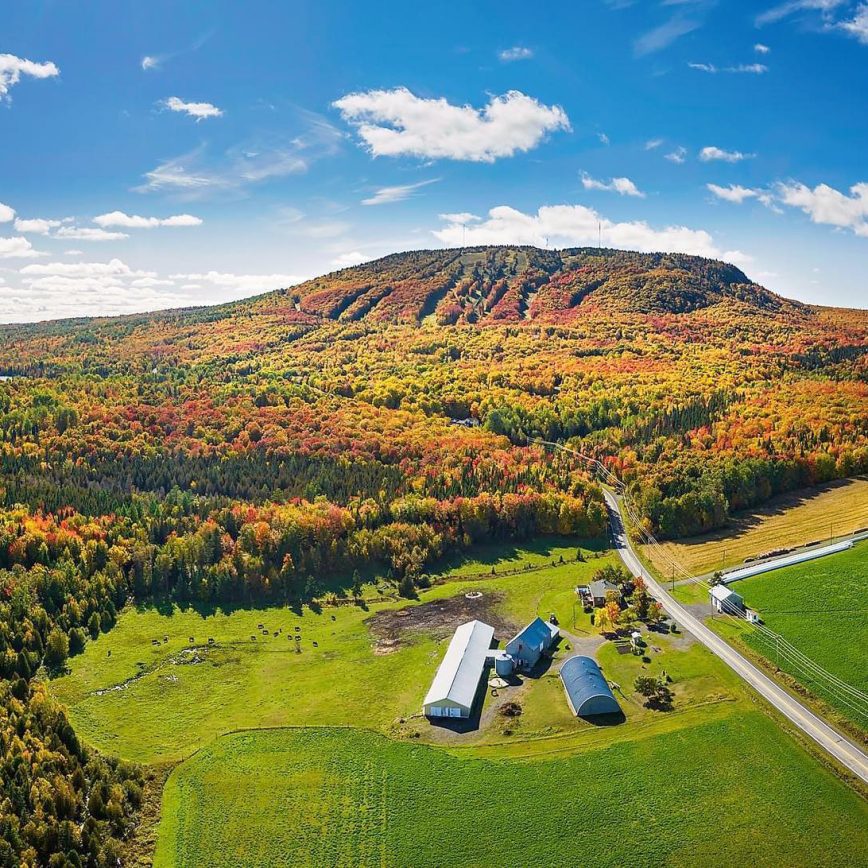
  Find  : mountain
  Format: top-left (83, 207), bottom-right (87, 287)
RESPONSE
top-left (262, 246), bottom-right (809, 326)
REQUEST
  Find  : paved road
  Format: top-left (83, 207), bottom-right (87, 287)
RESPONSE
top-left (604, 490), bottom-right (868, 785)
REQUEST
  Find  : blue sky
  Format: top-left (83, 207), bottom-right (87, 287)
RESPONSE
top-left (1, 0), bottom-right (867, 321)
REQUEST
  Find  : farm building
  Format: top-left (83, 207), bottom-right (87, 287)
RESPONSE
top-left (560, 656), bottom-right (621, 717)
top-left (588, 579), bottom-right (620, 607)
top-left (423, 620), bottom-right (495, 718)
top-left (710, 584), bottom-right (745, 615)
top-left (505, 616), bottom-right (559, 670)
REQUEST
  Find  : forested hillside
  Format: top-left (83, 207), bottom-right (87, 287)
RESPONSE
top-left (0, 245), bottom-right (866, 863)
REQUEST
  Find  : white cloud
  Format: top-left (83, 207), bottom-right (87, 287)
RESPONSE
top-left (93, 211), bottom-right (203, 228)
top-left (0, 203), bottom-right (15, 222)
top-left (162, 96), bottom-right (224, 121)
top-left (689, 61), bottom-right (768, 74)
top-left (361, 179), bottom-right (438, 206)
top-left (707, 183), bottom-right (761, 203)
top-left (64, 249), bottom-right (84, 255)
top-left (332, 87), bottom-right (570, 162)
top-left (754, 43), bottom-right (772, 53)
top-left (55, 226), bottom-right (129, 241)
top-left (645, 138), bottom-right (664, 150)
top-left (775, 180), bottom-right (868, 236)
top-left (499, 46), bottom-right (533, 62)
top-left (0, 237), bottom-right (44, 259)
top-left (20, 259), bottom-right (149, 277)
top-left (0, 53), bottom-right (59, 100)
top-left (13, 217), bottom-right (62, 234)
top-left (665, 146), bottom-right (687, 164)
top-left (839, 3), bottom-right (868, 43)
top-left (597, 132), bottom-right (610, 145)
top-left (699, 146), bottom-right (752, 162)
top-left (433, 204), bottom-right (749, 264)
top-left (438, 212), bottom-right (480, 224)
top-left (168, 270), bottom-right (304, 292)
top-left (331, 251), bottom-right (371, 268)
top-left (581, 172), bottom-right (645, 197)
top-left (141, 55), bottom-right (160, 71)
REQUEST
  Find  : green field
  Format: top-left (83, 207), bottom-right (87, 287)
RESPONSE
top-left (155, 724), bottom-right (868, 868)
top-left (50, 541), bottom-right (613, 763)
top-left (711, 541), bottom-right (868, 727)
top-left (48, 537), bottom-right (868, 866)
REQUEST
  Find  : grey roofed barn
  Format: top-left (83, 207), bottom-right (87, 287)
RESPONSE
top-left (560, 655), bottom-right (621, 717)
top-left (423, 620), bottom-right (495, 718)
top-left (505, 616), bottom-right (559, 669)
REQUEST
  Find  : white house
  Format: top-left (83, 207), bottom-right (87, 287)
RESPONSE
top-left (710, 584), bottom-right (744, 615)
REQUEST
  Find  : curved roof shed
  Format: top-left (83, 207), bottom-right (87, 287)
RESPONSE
top-left (560, 655), bottom-right (621, 717)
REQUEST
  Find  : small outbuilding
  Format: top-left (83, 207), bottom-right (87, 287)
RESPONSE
top-left (505, 616), bottom-right (559, 670)
top-left (560, 655), bottom-right (621, 717)
top-left (424, 620), bottom-right (495, 719)
top-left (588, 579), bottom-right (620, 608)
top-left (710, 584), bottom-right (744, 615)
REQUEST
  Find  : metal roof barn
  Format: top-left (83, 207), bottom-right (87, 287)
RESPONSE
top-left (560, 656), bottom-right (621, 717)
top-left (721, 539), bottom-right (853, 584)
top-left (505, 616), bottom-right (559, 670)
top-left (710, 584), bottom-right (744, 614)
top-left (423, 620), bottom-right (494, 718)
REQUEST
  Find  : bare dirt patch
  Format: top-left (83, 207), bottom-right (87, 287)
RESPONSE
top-left (366, 591), bottom-right (517, 651)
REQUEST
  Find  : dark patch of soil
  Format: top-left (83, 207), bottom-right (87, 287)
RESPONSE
top-left (366, 591), bottom-right (517, 651)
top-left (499, 701), bottom-right (523, 717)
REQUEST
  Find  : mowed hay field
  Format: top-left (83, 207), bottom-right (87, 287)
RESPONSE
top-left (154, 724), bottom-right (868, 868)
top-left (644, 477), bottom-right (868, 577)
top-left (713, 541), bottom-right (868, 728)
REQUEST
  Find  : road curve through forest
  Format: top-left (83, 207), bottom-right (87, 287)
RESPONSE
top-left (603, 490), bottom-right (868, 785)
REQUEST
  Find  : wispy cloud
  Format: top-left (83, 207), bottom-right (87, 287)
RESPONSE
top-left (333, 87), bottom-right (570, 162)
top-left (665, 146), bottom-right (687, 164)
top-left (0, 53), bottom-right (59, 101)
top-left (634, 15), bottom-right (702, 56)
top-left (689, 61), bottom-right (769, 73)
top-left (839, 3), bottom-right (868, 43)
top-left (499, 46), bottom-right (533, 62)
top-left (55, 226), bottom-right (129, 241)
top-left (645, 138), bottom-right (664, 150)
top-left (361, 179), bottom-right (439, 206)
top-left (137, 113), bottom-right (342, 196)
top-left (754, 42), bottom-right (772, 53)
top-left (755, 0), bottom-right (845, 28)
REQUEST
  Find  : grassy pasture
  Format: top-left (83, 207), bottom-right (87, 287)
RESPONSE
top-left (50, 541), bottom-right (613, 764)
top-left (644, 477), bottom-right (868, 576)
top-left (154, 723), bottom-right (868, 868)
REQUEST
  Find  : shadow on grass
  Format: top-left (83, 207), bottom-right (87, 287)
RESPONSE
top-left (581, 710), bottom-right (626, 727)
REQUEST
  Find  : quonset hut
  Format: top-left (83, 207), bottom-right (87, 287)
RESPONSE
top-left (423, 620), bottom-right (494, 719)
top-left (560, 656), bottom-right (621, 717)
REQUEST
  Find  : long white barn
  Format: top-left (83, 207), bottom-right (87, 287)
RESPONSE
top-left (423, 620), bottom-right (494, 718)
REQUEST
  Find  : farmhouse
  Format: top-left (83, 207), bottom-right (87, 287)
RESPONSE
top-left (423, 620), bottom-right (495, 719)
top-left (588, 579), bottom-right (620, 608)
top-left (505, 616), bottom-right (559, 670)
top-left (710, 584), bottom-right (745, 615)
top-left (560, 655), bottom-right (621, 717)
